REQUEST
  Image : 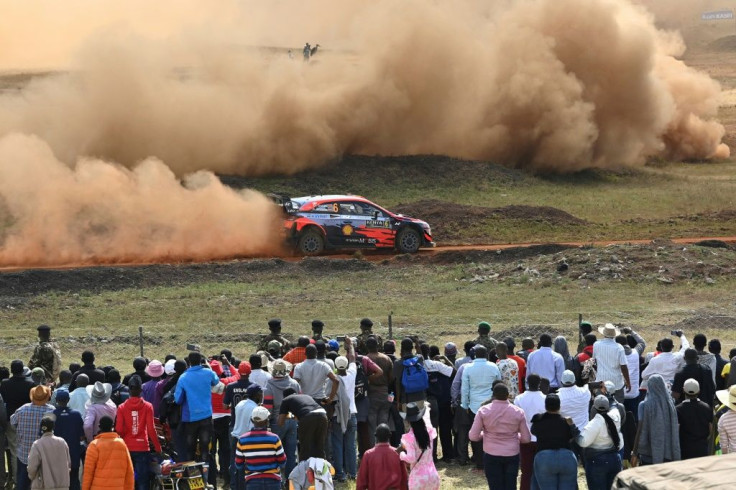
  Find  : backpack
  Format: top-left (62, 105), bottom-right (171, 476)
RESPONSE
top-left (427, 370), bottom-right (442, 399)
top-left (110, 384), bottom-right (129, 406)
top-left (354, 356), bottom-right (369, 401)
top-left (160, 384), bottom-right (181, 427)
top-left (401, 356), bottom-right (429, 395)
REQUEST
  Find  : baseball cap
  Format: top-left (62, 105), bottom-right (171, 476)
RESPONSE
top-left (593, 395), bottom-right (610, 412)
top-left (327, 339), bottom-right (340, 352)
top-left (561, 370), bottom-right (576, 386)
top-left (683, 378), bottom-right (700, 395)
top-left (246, 384), bottom-right (263, 398)
top-left (603, 381), bottom-right (615, 393)
top-left (238, 361), bottom-right (252, 376)
top-left (251, 406), bottom-right (271, 423)
top-left (54, 389), bottom-right (70, 403)
top-left (334, 356), bottom-right (349, 369)
top-left (444, 342), bottom-right (457, 356)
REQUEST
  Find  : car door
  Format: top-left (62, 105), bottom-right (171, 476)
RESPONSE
top-left (347, 201), bottom-right (393, 248)
top-left (310, 201), bottom-right (344, 247)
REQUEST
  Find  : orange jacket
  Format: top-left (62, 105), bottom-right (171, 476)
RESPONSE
top-left (82, 432), bottom-right (134, 490)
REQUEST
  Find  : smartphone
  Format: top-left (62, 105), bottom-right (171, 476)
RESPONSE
top-left (336, 335), bottom-right (347, 342)
top-left (186, 343), bottom-right (201, 352)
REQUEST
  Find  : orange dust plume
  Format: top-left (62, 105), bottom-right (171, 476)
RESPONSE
top-left (0, 134), bottom-right (281, 267)
top-left (0, 0), bottom-right (729, 177)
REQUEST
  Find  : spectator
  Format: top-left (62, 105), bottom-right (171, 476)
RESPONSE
top-left (231, 385), bottom-right (263, 490)
top-left (278, 390), bottom-right (329, 460)
top-left (263, 360), bottom-right (300, 479)
top-left (83, 382), bottom-right (117, 443)
top-left (469, 383), bottom-right (531, 490)
top-left (115, 375), bottom-right (161, 490)
top-left (1, 359), bottom-right (35, 486)
top-left (577, 395), bottom-right (623, 490)
top-left (329, 355), bottom-right (357, 482)
top-left (293, 344), bottom-right (339, 406)
top-left (393, 339), bottom-right (428, 412)
top-left (460, 345), bottom-right (500, 471)
top-left (454, 341), bottom-right (475, 369)
top-left (503, 337), bottom-right (527, 394)
top-left (82, 416), bottom-right (134, 490)
top-left (425, 345), bottom-right (454, 462)
top-left (209, 357), bottom-right (241, 489)
top-left (693, 334), bottom-right (717, 385)
top-left (234, 406), bottom-right (286, 489)
top-left (526, 334), bottom-right (565, 389)
top-left (122, 357), bottom-right (151, 386)
top-left (495, 343), bottom-right (520, 399)
top-left (365, 336), bottom-right (394, 448)
top-left (315, 340), bottom-right (335, 370)
top-left (10, 385), bottom-right (54, 490)
top-left (106, 369), bottom-right (130, 406)
top-left (399, 403), bottom-right (439, 490)
top-left (635, 375), bottom-right (680, 465)
top-left (26, 416), bottom-right (70, 490)
top-left (576, 321), bottom-right (594, 354)
top-left (557, 369), bottom-right (591, 433)
top-left (717, 384), bottom-right (736, 454)
top-left (247, 354), bottom-right (272, 389)
top-left (530, 394), bottom-right (579, 490)
top-left (174, 352), bottom-right (223, 472)
top-left (517, 338), bottom-right (536, 362)
top-left (444, 342), bottom-right (458, 365)
top-left (641, 332), bottom-right (690, 387)
top-left (282, 337), bottom-right (310, 367)
top-left (709, 339), bottom-right (729, 391)
top-left (473, 322), bottom-right (498, 352)
top-left (576, 334), bottom-right (596, 363)
top-left (141, 360), bottom-right (165, 417)
top-left (553, 336), bottom-right (574, 372)
top-left (68, 351), bottom-right (105, 391)
top-left (671, 349), bottom-right (715, 409)
top-left (67, 375), bottom-right (90, 418)
top-left (52, 390), bottom-right (83, 490)
top-left (618, 328), bottom-right (646, 419)
top-left (513, 374), bottom-right (546, 490)
top-left (593, 324), bottom-right (631, 402)
top-left (356, 423), bottom-right (408, 490)
top-left (676, 379), bottom-right (712, 460)
top-left (50, 370), bottom-right (72, 406)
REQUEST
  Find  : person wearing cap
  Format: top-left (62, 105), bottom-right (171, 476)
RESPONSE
top-left (311, 320), bottom-right (331, 342)
top-left (209, 356), bottom-right (241, 489)
top-left (397, 402), bottom-right (439, 490)
top-left (282, 336), bottom-right (310, 366)
top-left (263, 360), bottom-right (300, 478)
top-left (1, 359), bottom-right (36, 486)
top-left (672, 348), bottom-right (715, 409)
top-left (266, 340), bottom-right (283, 361)
top-left (68, 352), bottom-right (105, 392)
top-left (443, 342), bottom-right (458, 365)
top-left (356, 423), bottom-right (408, 490)
top-left (473, 322), bottom-right (498, 352)
top-left (234, 406), bottom-right (286, 489)
top-left (115, 374), bottom-right (161, 490)
top-left (83, 382), bottom-right (117, 443)
top-left (716, 385), bottom-right (736, 454)
top-left (28, 325), bottom-right (62, 385)
top-left (557, 369), bottom-right (591, 433)
top-left (82, 416), bottom-right (135, 490)
top-left (10, 385), bottom-right (54, 490)
top-left (526, 334), bottom-right (565, 390)
top-left (514, 374), bottom-right (546, 490)
top-left (592, 324), bottom-right (631, 403)
top-left (469, 383), bottom-right (530, 490)
top-left (152, 361), bottom-right (176, 416)
top-left (356, 318), bottom-right (383, 356)
top-left (641, 331), bottom-right (690, 388)
top-left (577, 394), bottom-right (623, 489)
top-left (257, 319), bottom-right (292, 356)
top-left (122, 357), bottom-right (151, 387)
top-left (230, 384), bottom-right (264, 489)
top-left (634, 374), bottom-right (680, 465)
top-left (141, 359), bottom-right (165, 418)
top-left (26, 416), bottom-right (70, 490)
top-left (675, 378), bottom-right (712, 459)
top-left (329, 351), bottom-right (358, 482)
top-left (530, 394), bottom-right (580, 490)
top-left (52, 389), bottom-right (83, 490)
top-left (29, 369), bottom-right (46, 388)
top-left (224, 362), bottom-right (254, 422)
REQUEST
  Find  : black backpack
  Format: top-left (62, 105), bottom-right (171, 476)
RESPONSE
top-left (354, 356), bottom-right (369, 401)
top-left (160, 384), bottom-right (181, 427)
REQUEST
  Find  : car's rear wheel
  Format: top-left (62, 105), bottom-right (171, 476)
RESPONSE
top-left (396, 227), bottom-right (421, 254)
top-left (298, 229), bottom-right (325, 255)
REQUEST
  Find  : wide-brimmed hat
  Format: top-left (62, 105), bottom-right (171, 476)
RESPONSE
top-left (30, 385), bottom-right (51, 405)
top-left (717, 386), bottom-right (736, 411)
top-left (270, 359), bottom-right (291, 378)
top-left (145, 360), bottom-right (165, 377)
top-left (598, 323), bottom-right (620, 338)
top-left (86, 382), bottom-right (113, 404)
top-left (400, 402), bottom-right (426, 422)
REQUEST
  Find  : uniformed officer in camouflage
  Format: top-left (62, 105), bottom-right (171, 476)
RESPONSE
top-left (473, 321), bottom-right (498, 352)
top-left (257, 319), bottom-right (292, 356)
top-left (311, 320), bottom-right (331, 342)
top-left (356, 318), bottom-right (383, 355)
top-left (28, 324), bottom-right (62, 383)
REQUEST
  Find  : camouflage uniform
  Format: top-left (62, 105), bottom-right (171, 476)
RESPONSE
top-left (473, 334), bottom-right (498, 352)
top-left (28, 339), bottom-right (62, 383)
top-left (257, 333), bottom-right (292, 356)
top-left (356, 331), bottom-right (384, 355)
top-left (312, 333), bottom-right (331, 343)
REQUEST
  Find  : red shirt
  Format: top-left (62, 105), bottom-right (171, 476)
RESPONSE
top-left (115, 396), bottom-right (162, 453)
top-left (576, 345), bottom-right (593, 363)
top-left (508, 354), bottom-right (527, 393)
top-left (283, 347), bottom-right (307, 366)
top-left (356, 443), bottom-right (408, 490)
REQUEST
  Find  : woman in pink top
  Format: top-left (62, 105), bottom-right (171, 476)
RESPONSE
top-left (469, 383), bottom-right (532, 490)
top-left (398, 402), bottom-right (440, 490)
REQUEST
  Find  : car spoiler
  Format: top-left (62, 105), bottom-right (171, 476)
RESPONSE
top-left (267, 193), bottom-right (298, 214)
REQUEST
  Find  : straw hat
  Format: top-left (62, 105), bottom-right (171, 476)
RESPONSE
top-left (717, 385), bottom-right (736, 411)
top-left (597, 323), bottom-right (620, 338)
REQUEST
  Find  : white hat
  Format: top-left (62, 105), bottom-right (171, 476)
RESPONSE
top-left (717, 385), bottom-right (736, 411)
top-left (683, 378), bottom-right (700, 396)
top-left (597, 323), bottom-right (620, 338)
top-left (561, 370), bottom-right (576, 386)
top-left (251, 406), bottom-right (271, 423)
top-left (164, 359), bottom-right (176, 376)
top-left (335, 356), bottom-right (349, 370)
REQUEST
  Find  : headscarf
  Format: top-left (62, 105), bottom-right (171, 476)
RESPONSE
top-left (554, 336), bottom-right (573, 370)
top-left (638, 375), bottom-right (680, 463)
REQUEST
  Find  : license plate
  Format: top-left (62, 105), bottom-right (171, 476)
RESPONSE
top-left (188, 477), bottom-right (205, 490)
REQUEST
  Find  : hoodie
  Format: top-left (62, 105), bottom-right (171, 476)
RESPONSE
top-left (115, 396), bottom-right (161, 453)
top-left (263, 377), bottom-right (301, 422)
top-left (696, 351), bottom-right (717, 384)
top-left (210, 363), bottom-right (240, 418)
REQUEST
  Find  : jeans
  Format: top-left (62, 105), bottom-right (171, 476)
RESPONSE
top-left (584, 451), bottom-right (622, 490)
top-left (271, 418), bottom-right (298, 479)
top-left (130, 452), bottom-right (151, 490)
top-left (244, 479), bottom-right (282, 490)
top-left (229, 436), bottom-right (242, 490)
top-left (329, 414), bottom-right (357, 480)
top-left (69, 466), bottom-right (81, 490)
top-left (532, 449), bottom-right (578, 490)
top-left (519, 441), bottom-right (537, 490)
top-left (183, 418), bottom-right (214, 475)
top-left (210, 417), bottom-right (232, 485)
top-left (6, 427), bottom-right (17, 490)
top-left (483, 453), bottom-right (519, 490)
top-left (15, 459), bottom-right (28, 490)
top-left (366, 396), bottom-right (392, 448)
top-left (172, 424), bottom-right (188, 463)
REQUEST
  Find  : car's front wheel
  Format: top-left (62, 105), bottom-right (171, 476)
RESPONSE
top-left (298, 229), bottom-right (325, 255)
top-left (396, 227), bottom-right (421, 254)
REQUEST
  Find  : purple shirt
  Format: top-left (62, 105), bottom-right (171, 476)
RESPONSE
top-left (83, 400), bottom-right (118, 442)
top-left (469, 399), bottom-right (531, 456)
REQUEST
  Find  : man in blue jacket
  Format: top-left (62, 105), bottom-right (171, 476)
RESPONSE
top-left (175, 352), bottom-right (223, 469)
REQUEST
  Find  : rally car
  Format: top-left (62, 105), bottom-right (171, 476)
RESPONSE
top-left (270, 194), bottom-right (435, 255)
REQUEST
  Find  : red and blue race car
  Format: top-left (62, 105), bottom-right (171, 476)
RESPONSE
top-left (271, 194), bottom-right (435, 255)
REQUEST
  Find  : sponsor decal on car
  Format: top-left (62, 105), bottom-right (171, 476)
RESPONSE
top-left (366, 219), bottom-right (391, 228)
top-left (342, 224), bottom-right (354, 235)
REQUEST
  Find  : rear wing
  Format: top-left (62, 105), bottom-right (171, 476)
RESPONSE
top-left (267, 193), bottom-right (299, 214)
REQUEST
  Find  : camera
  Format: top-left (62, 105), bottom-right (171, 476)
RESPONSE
top-left (336, 335), bottom-right (347, 342)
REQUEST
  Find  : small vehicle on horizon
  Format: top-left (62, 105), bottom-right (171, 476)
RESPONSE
top-left (270, 194), bottom-right (435, 255)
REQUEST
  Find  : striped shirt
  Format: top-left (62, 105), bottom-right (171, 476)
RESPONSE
top-left (718, 410), bottom-right (736, 454)
top-left (593, 338), bottom-right (627, 390)
top-left (234, 428), bottom-right (286, 481)
top-left (10, 403), bottom-right (55, 464)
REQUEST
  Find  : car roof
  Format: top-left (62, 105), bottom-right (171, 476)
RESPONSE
top-left (293, 195), bottom-right (367, 203)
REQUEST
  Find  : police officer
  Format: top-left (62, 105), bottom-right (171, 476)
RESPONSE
top-left (356, 318), bottom-right (383, 355)
top-left (28, 325), bottom-right (62, 383)
top-left (257, 319), bottom-right (292, 356)
top-left (311, 320), bottom-right (330, 342)
top-left (473, 321), bottom-right (498, 352)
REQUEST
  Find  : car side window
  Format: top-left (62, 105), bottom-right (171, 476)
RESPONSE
top-left (355, 203), bottom-right (384, 218)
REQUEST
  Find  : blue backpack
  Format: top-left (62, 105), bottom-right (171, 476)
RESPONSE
top-left (402, 356), bottom-right (429, 394)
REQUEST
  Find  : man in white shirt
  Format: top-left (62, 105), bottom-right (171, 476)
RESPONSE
top-left (514, 374), bottom-right (546, 490)
top-left (593, 324), bottom-right (631, 402)
top-left (329, 339), bottom-right (359, 482)
top-left (642, 332), bottom-right (690, 388)
top-left (558, 370), bottom-right (591, 432)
